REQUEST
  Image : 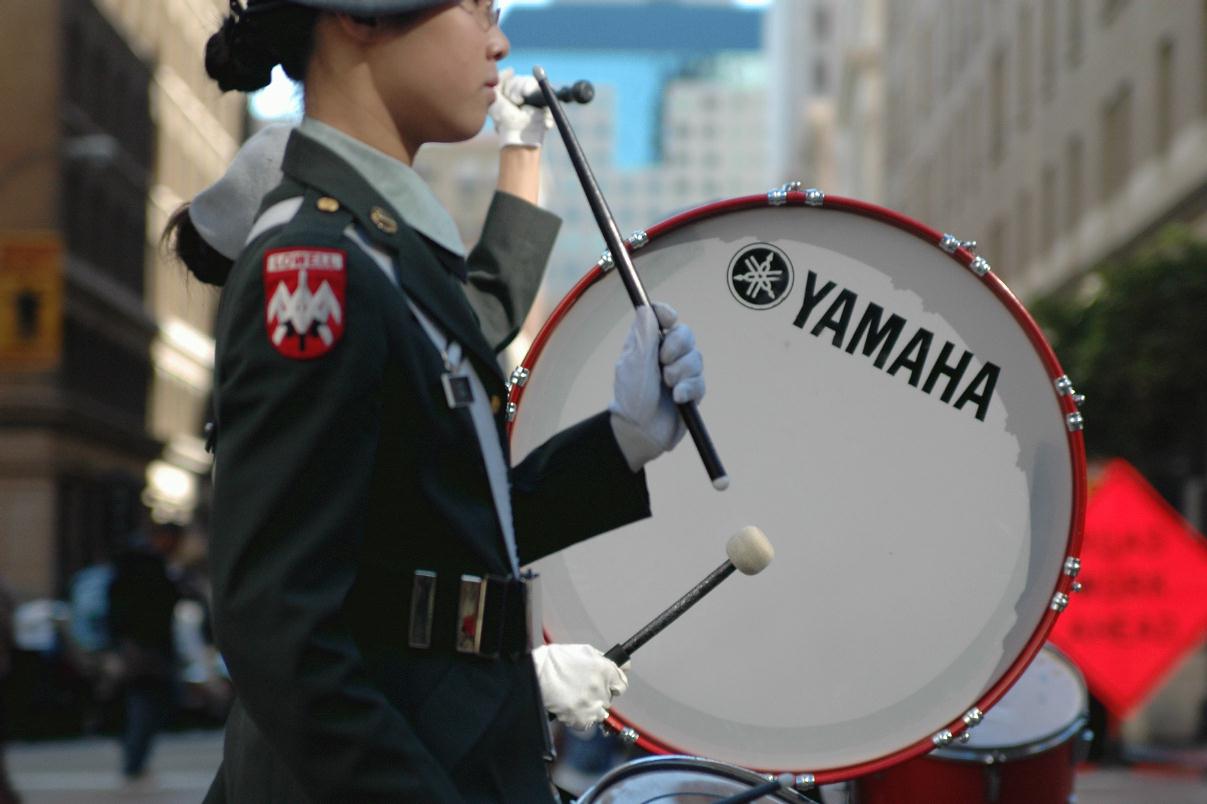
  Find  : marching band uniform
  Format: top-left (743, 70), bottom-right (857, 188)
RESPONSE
top-left (204, 122), bottom-right (651, 802)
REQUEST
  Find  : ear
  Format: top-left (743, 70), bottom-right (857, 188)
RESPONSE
top-left (334, 13), bottom-right (380, 44)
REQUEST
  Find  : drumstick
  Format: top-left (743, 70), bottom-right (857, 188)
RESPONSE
top-left (533, 66), bottom-right (731, 492)
top-left (603, 526), bottom-right (773, 666)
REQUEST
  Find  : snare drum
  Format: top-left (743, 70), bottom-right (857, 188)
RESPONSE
top-left (850, 645), bottom-right (1091, 804)
top-left (578, 756), bottom-right (816, 803)
top-left (509, 191), bottom-right (1086, 781)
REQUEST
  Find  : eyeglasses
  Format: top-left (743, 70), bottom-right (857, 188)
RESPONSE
top-left (459, 0), bottom-right (500, 31)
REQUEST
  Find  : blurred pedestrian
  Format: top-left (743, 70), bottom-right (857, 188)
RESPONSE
top-left (107, 521), bottom-right (183, 783)
top-left (0, 575), bottom-right (21, 804)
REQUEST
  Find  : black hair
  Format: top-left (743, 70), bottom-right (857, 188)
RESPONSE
top-left (162, 204), bottom-right (234, 287)
top-left (205, 1), bottom-right (321, 92)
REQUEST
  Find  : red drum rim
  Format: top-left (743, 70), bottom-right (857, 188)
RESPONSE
top-left (510, 190), bottom-right (1087, 783)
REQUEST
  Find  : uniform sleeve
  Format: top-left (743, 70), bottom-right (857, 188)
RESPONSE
top-left (209, 238), bottom-right (464, 802)
top-left (511, 411), bottom-right (652, 564)
top-left (464, 191), bottom-right (561, 352)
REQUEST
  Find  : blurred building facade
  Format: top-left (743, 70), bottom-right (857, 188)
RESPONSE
top-left (450, 0), bottom-right (770, 364)
top-left (876, 0), bottom-right (1206, 297)
top-left (0, 0), bottom-right (243, 598)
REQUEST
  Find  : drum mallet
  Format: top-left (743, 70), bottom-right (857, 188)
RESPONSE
top-left (713, 773), bottom-right (816, 804)
top-left (603, 526), bottom-right (773, 666)
top-left (533, 66), bottom-right (730, 492)
top-left (522, 79), bottom-right (595, 107)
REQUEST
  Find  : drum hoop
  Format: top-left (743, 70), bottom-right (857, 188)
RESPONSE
top-left (931, 643), bottom-right (1090, 764)
top-left (581, 755), bottom-right (809, 802)
top-left (510, 191), bottom-right (1088, 783)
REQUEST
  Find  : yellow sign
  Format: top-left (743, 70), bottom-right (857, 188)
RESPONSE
top-left (0, 233), bottom-right (63, 370)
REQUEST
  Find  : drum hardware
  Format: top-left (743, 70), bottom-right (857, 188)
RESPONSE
top-left (509, 366), bottom-right (531, 390)
top-left (958, 732), bottom-right (974, 744)
top-left (767, 182), bottom-right (825, 207)
top-left (601, 527), bottom-right (773, 666)
top-left (969, 256), bottom-right (992, 276)
top-left (1063, 556), bottom-right (1082, 577)
top-left (1071, 582), bottom-right (1084, 593)
top-left (505, 401), bottom-right (518, 422)
top-left (577, 756), bottom-right (819, 803)
top-left (963, 707), bottom-right (984, 727)
top-left (938, 234), bottom-right (981, 255)
top-left (795, 774), bottom-right (815, 788)
top-left (534, 65), bottom-right (730, 490)
top-left (1054, 375), bottom-right (1087, 407)
top-left (596, 232), bottom-right (651, 274)
top-left (933, 729), bottom-right (955, 747)
top-left (1050, 592), bottom-right (1071, 612)
top-left (619, 727), bottom-right (639, 744)
top-left (1065, 412), bottom-right (1085, 432)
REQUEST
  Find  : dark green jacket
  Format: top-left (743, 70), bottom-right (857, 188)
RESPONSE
top-left (205, 132), bottom-right (650, 802)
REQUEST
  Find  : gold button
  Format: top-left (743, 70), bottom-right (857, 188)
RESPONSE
top-left (490, 395), bottom-right (502, 414)
top-left (316, 196), bottom-right (340, 213)
top-left (371, 207), bottom-right (399, 234)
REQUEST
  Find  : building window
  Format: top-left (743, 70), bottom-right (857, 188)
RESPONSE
top-left (1065, 135), bottom-right (1084, 232)
top-left (1101, 0), bottom-right (1128, 26)
top-left (1017, 3), bottom-right (1034, 130)
top-left (1041, 164), bottom-right (1058, 254)
top-left (991, 47), bottom-right (1008, 165)
top-left (1016, 189), bottom-right (1032, 275)
top-left (1041, 0), bottom-right (1057, 102)
top-left (1156, 38), bottom-right (1175, 156)
top-left (1100, 83), bottom-right (1133, 200)
top-left (1067, 0), bottom-right (1084, 68)
top-left (814, 6), bottom-right (830, 38)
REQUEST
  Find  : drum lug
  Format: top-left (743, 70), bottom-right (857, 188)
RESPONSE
top-left (1072, 581), bottom-right (1084, 593)
top-left (940, 234), bottom-right (979, 255)
top-left (506, 402), bottom-right (518, 422)
top-left (509, 366), bottom-right (531, 389)
top-left (1050, 591), bottom-right (1070, 612)
top-left (1063, 556), bottom-right (1082, 578)
top-left (1055, 375), bottom-right (1086, 407)
top-left (627, 230), bottom-right (650, 251)
top-left (963, 707), bottom-right (984, 727)
top-left (794, 773), bottom-right (815, 788)
top-left (618, 726), bottom-right (639, 744)
top-left (957, 731), bottom-right (974, 744)
top-left (597, 250), bottom-right (614, 272)
top-left (768, 186), bottom-right (790, 206)
top-left (932, 729), bottom-right (954, 747)
top-left (804, 187), bottom-right (825, 206)
top-left (969, 256), bottom-right (992, 276)
top-left (1065, 412), bottom-right (1085, 432)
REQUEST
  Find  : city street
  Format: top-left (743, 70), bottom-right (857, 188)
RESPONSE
top-left (5, 731), bottom-right (1205, 803)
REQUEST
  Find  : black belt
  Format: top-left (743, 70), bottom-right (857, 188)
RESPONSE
top-left (407, 571), bottom-right (531, 660)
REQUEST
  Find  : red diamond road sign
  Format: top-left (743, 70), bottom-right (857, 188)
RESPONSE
top-left (1050, 459), bottom-right (1207, 719)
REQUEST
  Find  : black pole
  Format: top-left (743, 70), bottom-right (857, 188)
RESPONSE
top-left (533, 66), bottom-right (730, 491)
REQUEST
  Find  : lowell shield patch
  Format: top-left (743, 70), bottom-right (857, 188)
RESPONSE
top-left (263, 247), bottom-right (347, 359)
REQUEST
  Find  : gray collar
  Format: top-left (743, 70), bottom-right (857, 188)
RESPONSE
top-left (298, 118), bottom-right (467, 258)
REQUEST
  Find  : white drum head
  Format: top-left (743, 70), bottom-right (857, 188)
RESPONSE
top-left (512, 199), bottom-right (1084, 777)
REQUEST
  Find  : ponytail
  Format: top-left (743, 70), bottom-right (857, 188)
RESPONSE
top-left (205, 0), bottom-right (319, 92)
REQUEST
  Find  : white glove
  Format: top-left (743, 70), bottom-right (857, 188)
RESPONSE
top-left (489, 67), bottom-right (554, 148)
top-left (609, 303), bottom-right (705, 472)
top-left (533, 643), bottom-right (629, 731)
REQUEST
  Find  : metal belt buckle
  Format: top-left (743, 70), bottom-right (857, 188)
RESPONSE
top-left (456, 575), bottom-right (511, 658)
top-left (408, 570), bottom-right (437, 649)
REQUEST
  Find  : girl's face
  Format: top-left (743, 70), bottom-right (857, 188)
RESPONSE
top-left (366, 1), bottom-right (509, 149)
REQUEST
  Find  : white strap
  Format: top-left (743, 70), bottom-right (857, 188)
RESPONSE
top-left (407, 302), bottom-right (520, 575)
top-left (244, 197), bottom-right (304, 247)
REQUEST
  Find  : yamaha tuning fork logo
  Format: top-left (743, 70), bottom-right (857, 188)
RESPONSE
top-left (727, 243), bottom-right (794, 310)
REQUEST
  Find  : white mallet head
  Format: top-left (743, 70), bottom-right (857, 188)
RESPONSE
top-left (726, 526), bottom-right (774, 575)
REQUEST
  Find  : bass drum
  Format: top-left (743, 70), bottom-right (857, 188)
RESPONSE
top-left (509, 190), bottom-right (1086, 781)
top-left (850, 644), bottom-right (1091, 804)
